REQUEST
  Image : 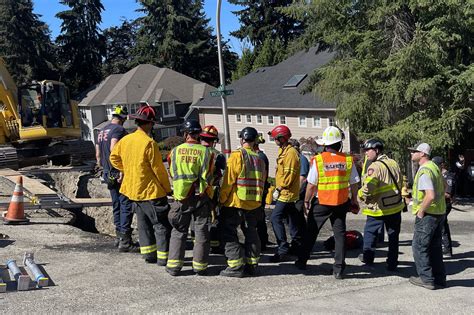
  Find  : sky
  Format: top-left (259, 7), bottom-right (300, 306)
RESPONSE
top-left (33, 0), bottom-right (244, 53)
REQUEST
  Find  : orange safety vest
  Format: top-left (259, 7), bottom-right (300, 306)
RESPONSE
top-left (316, 152), bottom-right (353, 206)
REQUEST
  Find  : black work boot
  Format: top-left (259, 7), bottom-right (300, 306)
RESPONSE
top-left (220, 267), bottom-right (244, 278)
top-left (118, 232), bottom-right (140, 253)
top-left (243, 264), bottom-right (259, 277)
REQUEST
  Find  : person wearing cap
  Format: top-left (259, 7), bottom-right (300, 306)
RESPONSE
top-left (432, 156), bottom-right (455, 258)
top-left (200, 125), bottom-right (226, 254)
top-left (219, 127), bottom-right (267, 277)
top-left (268, 125), bottom-right (302, 263)
top-left (110, 104), bottom-right (172, 265)
top-left (408, 143), bottom-right (447, 290)
top-left (96, 105), bottom-right (136, 252)
top-left (254, 135), bottom-right (270, 251)
top-left (296, 126), bottom-right (360, 279)
top-left (166, 119), bottom-right (215, 276)
top-left (358, 139), bottom-right (404, 271)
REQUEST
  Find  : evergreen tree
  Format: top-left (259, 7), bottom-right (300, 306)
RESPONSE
top-left (134, 0), bottom-right (236, 86)
top-left (229, 0), bottom-right (304, 49)
top-left (56, 0), bottom-right (106, 96)
top-left (285, 1), bottom-right (473, 165)
top-left (102, 19), bottom-right (138, 77)
top-left (232, 47), bottom-right (256, 81)
top-left (0, 0), bottom-right (58, 84)
top-left (252, 37), bottom-right (286, 71)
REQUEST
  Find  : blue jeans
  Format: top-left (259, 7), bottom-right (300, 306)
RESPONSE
top-left (109, 185), bottom-right (133, 234)
top-left (412, 214), bottom-right (446, 284)
top-left (271, 201), bottom-right (304, 255)
top-left (362, 212), bottom-right (401, 268)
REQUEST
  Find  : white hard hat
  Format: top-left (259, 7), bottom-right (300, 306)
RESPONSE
top-left (316, 126), bottom-right (343, 146)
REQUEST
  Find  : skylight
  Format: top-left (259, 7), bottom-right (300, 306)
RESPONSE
top-left (283, 74), bottom-right (307, 88)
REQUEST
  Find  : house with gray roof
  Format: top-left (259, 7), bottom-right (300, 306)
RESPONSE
top-left (192, 47), bottom-right (358, 174)
top-left (78, 64), bottom-right (214, 143)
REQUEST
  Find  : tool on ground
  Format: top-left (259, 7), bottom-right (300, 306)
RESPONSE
top-left (3, 175), bottom-right (29, 225)
top-left (6, 259), bottom-right (30, 291)
top-left (23, 252), bottom-right (48, 288)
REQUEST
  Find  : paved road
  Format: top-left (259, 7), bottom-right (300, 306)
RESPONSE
top-left (1, 201), bottom-right (473, 313)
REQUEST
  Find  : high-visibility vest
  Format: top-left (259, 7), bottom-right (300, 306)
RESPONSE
top-left (236, 148), bottom-right (266, 202)
top-left (316, 151), bottom-right (352, 206)
top-left (170, 143), bottom-right (212, 201)
top-left (359, 157), bottom-right (405, 217)
top-left (412, 161), bottom-right (446, 215)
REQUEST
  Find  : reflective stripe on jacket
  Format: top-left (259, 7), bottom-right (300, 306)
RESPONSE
top-left (358, 155), bottom-right (404, 217)
top-left (316, 151), bottom-right (352, 206)
top-left (170, 143), bottom-right (213, 201)
top-left (412, 161), bottom-right (446, 215)
top-left (236, 148), bottom-right (266, 202)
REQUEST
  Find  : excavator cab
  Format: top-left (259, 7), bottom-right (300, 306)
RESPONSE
top-left (18, 81), bottom-right (76, 131)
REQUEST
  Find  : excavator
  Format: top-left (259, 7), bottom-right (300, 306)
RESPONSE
top-left (0, 58), bottom-right (95, 170)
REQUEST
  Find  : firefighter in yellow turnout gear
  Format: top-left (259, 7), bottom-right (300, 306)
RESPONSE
top-left (166, 119), bottom-right (215, 276)
top-left (219, 127), bottom-right (267, 277)
top-left (358, 139), bottom-right (404, 271)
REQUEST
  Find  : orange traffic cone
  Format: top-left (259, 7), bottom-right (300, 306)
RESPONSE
top-left (3, 176), bottom-right (29, 225)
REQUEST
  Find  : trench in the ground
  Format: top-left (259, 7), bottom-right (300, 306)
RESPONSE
top-left (33, 171), bottom-right (112, 234)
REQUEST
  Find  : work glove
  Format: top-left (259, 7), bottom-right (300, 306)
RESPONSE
top-left (272, 188), bottom-right (281, 202)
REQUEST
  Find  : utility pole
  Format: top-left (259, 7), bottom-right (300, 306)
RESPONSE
top-left (216, 0), bottom-right (231, 157)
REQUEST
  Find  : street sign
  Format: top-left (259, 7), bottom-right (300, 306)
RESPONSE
top-left (210, 89), bottom-right (234, 97)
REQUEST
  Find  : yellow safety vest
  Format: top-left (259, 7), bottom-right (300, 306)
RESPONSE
top-left (170, 143), bottom-right (212, 201)
top-left (412, 161), bottom-right (446, 215)
top-left (359, 156), bottom-right (404, 217)
top-left (236, 148), bottom-right (266, 202)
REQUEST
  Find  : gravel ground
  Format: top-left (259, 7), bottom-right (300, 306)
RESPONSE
top-left (1, 200), bottom-right (473, 313)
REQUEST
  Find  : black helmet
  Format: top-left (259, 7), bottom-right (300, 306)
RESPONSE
top-left (181, 119), bottom-right (202, 134)
top-left (239, 127), bottom-right (258, 142)
top-left (361, 139), bottom-right (384, 151)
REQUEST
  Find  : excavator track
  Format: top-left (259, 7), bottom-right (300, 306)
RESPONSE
top-left (0, 145), bottom-right (19, 170)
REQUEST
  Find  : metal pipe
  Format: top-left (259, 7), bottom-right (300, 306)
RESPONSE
top-left (6, 259), bottom-right (30, 291)
top-left (23, 252), bottom-right (48, 287)
top-left (216, 0), bottom-right (232, 158)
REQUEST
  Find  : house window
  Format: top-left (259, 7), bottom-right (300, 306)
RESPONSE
top-left (80, 110), bottom-right (87, 119)
top-left (106, 105), bottom-right (114, 119)
top-left (236, 114), bottom-right (242, 123)
top-left (161, 127), bottom-right (176, 139)
top-left (246, 114), bottom-right (252, 123)
top-left (162, 102), bottom-right (175, 118)
top-left (267, 115), bottom-right (274, 125)
top-left (298, 116), bottom-right (306, 127)
top-left (268, 134), bottom-right (275, 142)
top-left (280, 115), bottom-right (286, 125)
top-left (256, 114), bottom-right (262, 124)
top-left (329, 117), bottom-right (336, 126)
top-left (237, 130), bottom-right (242, 139)
top-left (313, 116), bottom-right (321, 128)
top-left (130, 104), bottom-right (139, 114)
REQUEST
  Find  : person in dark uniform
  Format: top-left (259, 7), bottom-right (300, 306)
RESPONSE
top-left (255, 135), bottom-right (270, 251)
top-left (433, 156), bottom-right (456, 258)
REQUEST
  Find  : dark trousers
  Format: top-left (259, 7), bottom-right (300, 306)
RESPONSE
top-left (271, 201), bottom-right (304, 255)
top-left (109, 185), bottom-right (133, 234)
top-left (256, 206), bottom-right (269, 249)
top-left (442, 202), bottom-right (452, 255)
top-left (221, 207), bottom-right (260, 270)
top-left (412, 214), bottom-right (446, 284)
top-left (299, 201), bottom-right (348, 273)
top-left (362, 212), bottom-right (401, 268)
top-left (167, 195), bottom-right (210, 272)
top-left (133, 198), bottom-right (172, 263)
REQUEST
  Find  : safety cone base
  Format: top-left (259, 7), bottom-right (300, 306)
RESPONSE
top-left (3, 217), bottom-right (29, 225)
